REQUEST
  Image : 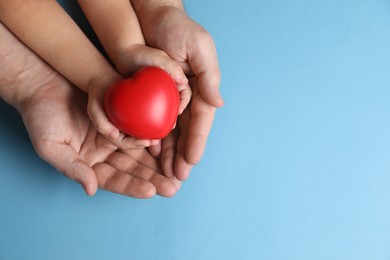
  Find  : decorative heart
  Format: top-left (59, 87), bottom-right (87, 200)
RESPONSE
top-left (104, 66), bottom-right (179, 139)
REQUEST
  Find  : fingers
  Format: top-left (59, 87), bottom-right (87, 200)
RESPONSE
top-left (175, 153), bottom-right (194, 181)
top-left (104, 151), bottom-right (180, 197)
top-left (187, 30), bottom-right (224, 107)
top-left (160, 123), bottom-right (194, 181)
top-left (171, 77), bottom-right (216, 180)
top-left (148, 140), bottom-right (162, 158)
top-left (88, 94), bottom-right (155, 149)
top-left (111, 131), bottom-right (155, 149)
top-left (173, 107), bottom-right (195, 181)
top-left (120, 45), bottom-right (191, 114)
top-left (65, 159), bottom-right (98, 196)
top-left (88, 94), bottom-right (120, 140)
top-left (128, 45), bottom-right (188, 84)
top-left (186, 100), bottom-right (216, 165)
top-left (177, 82), bottom-right (192, 115)
top-left (120, 146), bottom-right (161, 172)
top-left (94, 162), bottom-right (157, 198)
top-left (160, 130), bottom-right (179, 179)
top-left (185, 79), bottom-right (216, 165)
top-left (153, 52), bottom-right (188, 86)
top-left (34, 140), bottom-right (98, 196)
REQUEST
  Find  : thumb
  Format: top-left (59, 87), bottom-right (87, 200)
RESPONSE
top-left (64, 159), bottom-right (98, 196)
top-left (35, 141), bottom-right (98, 196)
top-left (196, 69), bottom-right (224, 107)
top-left (187, 31), bottom-right (224, 107)
top-left (88, 97), bottom-right (120, 141)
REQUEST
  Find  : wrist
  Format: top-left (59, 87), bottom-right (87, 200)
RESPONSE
top-left (0, 54), bottom-right (57, 111)
top-left (0, 22), bottom-right (55, 110)
top-left (132, 0), bottom-right (184, 18)
top-left (132, 0), bottom-right (185, 44)
top-left (86, 72), bottom-right (122, 95)
top-left (135, 5), bottom-right (186, 48)
top-left (112, 44), bottom-right (145, 76)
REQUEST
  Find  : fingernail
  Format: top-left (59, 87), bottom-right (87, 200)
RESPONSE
top-left (110, 128), bottom-right (119, 139)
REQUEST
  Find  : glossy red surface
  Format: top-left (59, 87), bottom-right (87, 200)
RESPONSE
top-left (105, 67), bottom-right (179, 139)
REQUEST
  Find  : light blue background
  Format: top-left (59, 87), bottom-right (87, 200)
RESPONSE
top-left (1, 0), bottom-right (390, 259)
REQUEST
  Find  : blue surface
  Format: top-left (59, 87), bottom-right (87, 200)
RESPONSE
top-left (2, 0), bottom-right (390, 259)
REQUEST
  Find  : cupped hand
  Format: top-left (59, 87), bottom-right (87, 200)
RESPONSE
top-left (136, 5), bottom-right (224, 180)
top-left (87, 74), bottom-right (161, 150)
top-left (114, 43), bottom-right (192, 115)
top-left (19, 75), bottom-right (180, 198)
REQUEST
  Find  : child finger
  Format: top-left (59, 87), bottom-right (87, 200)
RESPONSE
top-left (146, 49), bottom-right (188, 85)
top-left (88, 99), bottom-right (120, 140)
top-left (177, 82), bottom-right (192, 114)
top-left (108, 130), bottom-right (154, 149)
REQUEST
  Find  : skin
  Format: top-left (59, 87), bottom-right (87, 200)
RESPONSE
top-left (132, 1), bottom-right (224, 180)
top-left (0, 22), bottom-right (180, 197)
top-left (78, 0), bottom-right (192, 117)
top-left (1, 0), bottom-right (224, 184)
top-left (0, 0), bottom-right (190, 150)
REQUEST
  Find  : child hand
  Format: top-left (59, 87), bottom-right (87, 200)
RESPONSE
top-left (87, 75), bottom-right (160, 149)
top-left (114, 44), bottom-right (192, 115)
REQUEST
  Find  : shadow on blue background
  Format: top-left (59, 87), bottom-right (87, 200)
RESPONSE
top-left (2, 0), bottom-right (390, 259)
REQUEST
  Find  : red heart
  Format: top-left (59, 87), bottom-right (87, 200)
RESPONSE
top-left (104, 66), bottom-right (179, 139)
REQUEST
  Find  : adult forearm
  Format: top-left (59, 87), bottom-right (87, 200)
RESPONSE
top-left (0, 22), bottom-right (54, 110)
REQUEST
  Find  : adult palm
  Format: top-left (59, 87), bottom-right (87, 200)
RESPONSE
top-left (19, 75), bottom-right (180, 198)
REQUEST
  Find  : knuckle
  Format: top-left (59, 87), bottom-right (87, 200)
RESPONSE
top-left (194, 28), bottom-right (214, 45)
top-left (172, 62), bottom-right (182, 72)
top-left (154, 49), bottom-right (169, 60)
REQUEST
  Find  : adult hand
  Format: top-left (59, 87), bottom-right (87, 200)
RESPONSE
top-left (0, 22), bottom-right (180, 198)
top-left (20, 78), bottom-right (180, 198)
top-left (132, 2), bottom-right (224, 180)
